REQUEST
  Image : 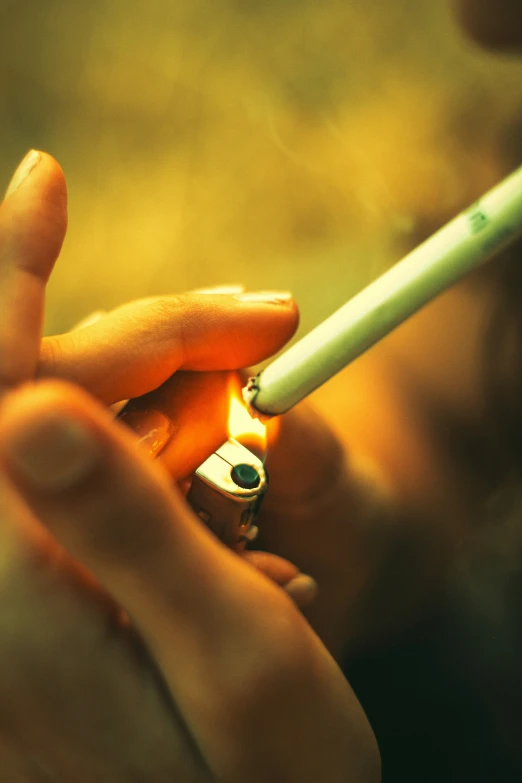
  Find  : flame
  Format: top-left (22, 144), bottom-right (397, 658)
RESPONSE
top-left (228, 394), bottom-right (267, 448)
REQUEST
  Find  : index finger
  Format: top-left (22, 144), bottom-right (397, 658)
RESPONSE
top-left (38, 292), bottom-right (299, 404)
top-left (0, 151), bottom-right (67, 389)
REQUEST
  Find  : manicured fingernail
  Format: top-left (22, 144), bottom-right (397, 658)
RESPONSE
top-left (6, 412), bottom-right (99, 491)
top-left (110, 399), bottom-right (129, 415)
top-left (243, 524), bottom-right (259, 542)
top-left (71, 310), bottom-right (107, 331)
top-left (193, 284), bottom-right (245, 295)
top-left (283, 574), bottom-right (318, 607)
top-left (4, 150), bottom-right (41, 200)
top-left (117, 408), bottom-right (174, 458)
top-left (234, 291), bottom-right (293, 305)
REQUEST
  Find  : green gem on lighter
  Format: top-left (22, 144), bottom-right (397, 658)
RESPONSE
top-left (231, 463), bottom-right (261, 490)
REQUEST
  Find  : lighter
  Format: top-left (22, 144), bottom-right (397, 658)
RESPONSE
top-left (116, 372), bottom-right (268, 552)
top-left (187, 437), bottom-right (268, 550)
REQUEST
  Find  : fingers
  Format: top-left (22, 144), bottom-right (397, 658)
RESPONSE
top-left (38, 292), bottom-right (299, 405)
top-left (0, 380), bottom-right (230, 598)
top-left (0, 151), bottom-right (67, 390)
top-left (0, 381), bottom-right (379, 782)
top-left (263, 399), bottom-right (346, 505)
top-left (240, 550), bottom-right (299, 585)
top-left (112, 364), bottom-right (320, 606)
top-left (256, 399), bottom-right (349, 594)
top-left (241, 550), bottom-right (318, 609)
top-left (0, 380), bottom-right (297, 685)
top-left (119, 370), bottom-right (232, 480)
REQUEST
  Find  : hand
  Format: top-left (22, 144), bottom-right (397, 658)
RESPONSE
top-left (2, 149), bottom-right (315, 597)
top-left (1, 153), bottom-right (298, 425)
top-left (0, 380), bottom-right (379, 782)
top-left (0, 150), bottom-right (381, 780)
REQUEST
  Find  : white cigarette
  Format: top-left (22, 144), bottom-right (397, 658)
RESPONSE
top-left (244, 165), bottom-right (522, 418)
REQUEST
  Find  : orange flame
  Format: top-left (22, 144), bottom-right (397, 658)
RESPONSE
top-left (227, 394), bottom-right (267, 454)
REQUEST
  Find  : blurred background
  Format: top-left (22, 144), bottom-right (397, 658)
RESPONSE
top-left (1, 0), bottom-right (522, 337)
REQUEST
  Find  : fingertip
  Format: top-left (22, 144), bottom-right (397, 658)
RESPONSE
top-left (1, 149), bottom-right (68, 280)
top-left (4, 150), bottom-right (67, 211)
top-left (27, 151), bottom-right (68, 246)
top-left (283, 574), bottom-right (318, 608)
top-left (255, 294), bottom-right (300, 356)
top-left (141, 370), bottom-right (231, 479)
top-left (182, 291), bottom-right (300, 370)
top-left (241, 550), bottom-right (300, 585)
top-left (35, 150), bottom-right (68, 215)
top-left (0, 382), bottom-right (84, 483)
top-left (0, 379), bottom-right (93, 431)
top-left (284, 296), bottom-right (300, 333)
top-left (38, 292), bottom-right (299, 407)
top-left (239, 290), bottom-right (300, 350)
top-left (0, 379), bottom-right (167, 498)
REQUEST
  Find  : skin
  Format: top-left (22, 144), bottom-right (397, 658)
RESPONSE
top-left (1, 1), bottom-right (521, 779)
top-left (0, 152), bottom-right (379, 781)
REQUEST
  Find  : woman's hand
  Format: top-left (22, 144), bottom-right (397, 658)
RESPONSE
top-left (2, 149), bottom-right (314, 592)
top-left (0, 150), bottom-right (382, 780)
top-left (0, 380), bottom-right (379, 782)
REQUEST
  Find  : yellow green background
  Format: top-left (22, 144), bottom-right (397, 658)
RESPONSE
top-left (1, 0), bottom-right (522, 338)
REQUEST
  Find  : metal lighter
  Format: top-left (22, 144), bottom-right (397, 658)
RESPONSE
top-left (117, 398), bottom-right (268, 550)
top-left (187, 437), bottom-right (268, 550)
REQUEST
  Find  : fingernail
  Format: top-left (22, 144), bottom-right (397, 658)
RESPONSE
top-left (6, 412), bottom-right (99, 491)
top-left (71, 310), bottom-right (107, 331)
top-left (283, 574), bottom-right (318, 607)
top-left (117, 408), bottom-right (174, 458)
top-left (243, 524), bottom-right (259, 542)
top-left (110, 399), bottom-right (129, 415)
top-left (193, 284), bottom-right (245, 295)
top-left (234, 291), bottom-right (293, 305)
top-left (4, 150), bottom-right (41, 200)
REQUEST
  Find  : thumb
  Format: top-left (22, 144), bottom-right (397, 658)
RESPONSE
top-left (256, 400), bottom-right (349, 595)
top-left (0, 150), bottom-right (67, 389)
top-left (264, 399), bottom-right (346, 505)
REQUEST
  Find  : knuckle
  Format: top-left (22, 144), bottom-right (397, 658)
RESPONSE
top-left (36, 335), bottom-right (59, 377)
top-left (134, 294), bottom-right (190, 361)
top-left (145, 294), bottom-right (188, 323)
top-left (37, 333), bottom-right (71, 378)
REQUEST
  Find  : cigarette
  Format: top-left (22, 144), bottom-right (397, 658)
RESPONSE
top-left (244, 165), bottom-right (522, 418)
